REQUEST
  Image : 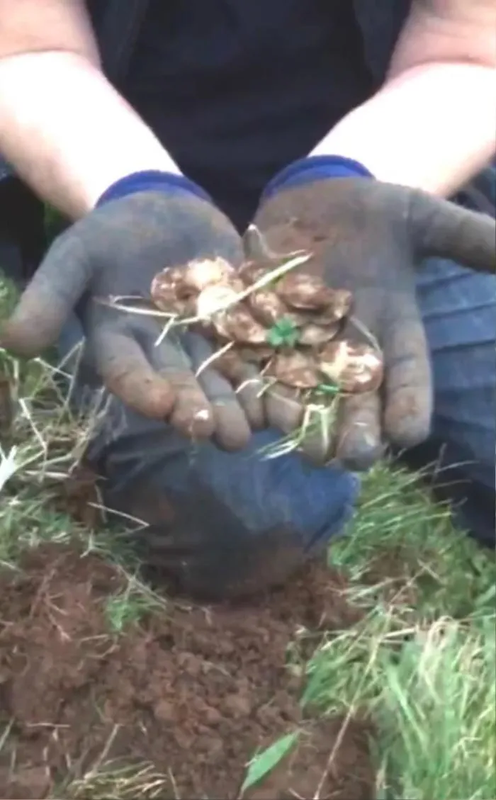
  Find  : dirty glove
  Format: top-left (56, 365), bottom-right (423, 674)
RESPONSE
top-left (253, 156), bottom-right (496, 469)
top-left (1, 171), bottom-right (264, 450)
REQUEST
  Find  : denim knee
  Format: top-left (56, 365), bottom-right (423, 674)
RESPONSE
top-left (417, 258), bottom-right (495, 490)
top-left (96, 416), bottom-right (360, 553)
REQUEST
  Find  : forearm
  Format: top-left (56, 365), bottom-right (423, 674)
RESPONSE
top-left (0, 51), bottom-right (180, 218)
top-left (310, 61), bottom-right (495, 197)
top-left (310, 0), bottom-right (496, 197)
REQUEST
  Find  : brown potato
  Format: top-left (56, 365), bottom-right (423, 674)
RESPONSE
top-left (248, 289), bottom-right (289, 326)
top-left (151, 258), bottom-right (241, 313)
top-left (151, 267), bottom-right (191, 311)
top-left (196, 285), bottom-right (240, 319)
top-left (213, 348), bottom-right (248, 382)
top-left (182, 257), bottom-right (238, 291)
top-left (327, 288), bottom-right (353, 321)
top-left (213, 305), bottom-right (268, 345)
top-left (238, 260), bottom-right (269, 287)
top-left (151, 272), bottom-right (198, 315)
top-left (275, 272), bottom-right (336, 310)
top-left (299, 322), bottom-right (341, 346)
top-left (238, 345), bottom-right (274, 363)
top-left (149, 255), bottom-right (384, 400)
top-left (319, 341), bottom-right (383, 393)
top-left (266, 351), bottom-right (321, 389)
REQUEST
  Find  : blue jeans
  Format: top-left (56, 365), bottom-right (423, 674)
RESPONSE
top-left (405, 258), bottom-right (495, 545)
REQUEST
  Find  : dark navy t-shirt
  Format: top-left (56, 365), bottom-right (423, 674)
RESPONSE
top-left (125, 1), bottom-right (373, 229)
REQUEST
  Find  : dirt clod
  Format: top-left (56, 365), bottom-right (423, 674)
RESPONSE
top-left (56, 463), bottom-right (102, 529)
top-left (0, 544), bottom-right (374, 799)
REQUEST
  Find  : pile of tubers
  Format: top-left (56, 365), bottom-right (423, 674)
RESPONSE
top-left (150, 227), bottom-right (384, 396)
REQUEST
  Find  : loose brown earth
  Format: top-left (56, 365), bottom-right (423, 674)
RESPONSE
top-left (0, 543), bottom-right (375, 799)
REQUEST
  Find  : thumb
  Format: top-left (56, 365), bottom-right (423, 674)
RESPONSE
top-left (408, 188), bottom-right (496, 274)
top-left (1, 230), bottom-right (92, 357)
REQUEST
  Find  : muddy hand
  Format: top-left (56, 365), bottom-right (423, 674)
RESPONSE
top-left (1, 189), bottom-right (256, 450)
top-left (253, 175), bottom-right (495, 469)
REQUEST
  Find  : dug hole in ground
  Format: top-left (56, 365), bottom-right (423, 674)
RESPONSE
top-left (0, 534), bottom-right (373, 799)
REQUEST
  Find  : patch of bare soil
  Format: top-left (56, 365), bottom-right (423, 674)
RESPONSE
top-left (0, 544), bottom-right (374, 799)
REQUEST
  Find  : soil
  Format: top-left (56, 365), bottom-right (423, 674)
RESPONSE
top-left (0, 544), bottom-right (375, 800)
top-left (54, 463), bottom-right (103, 530)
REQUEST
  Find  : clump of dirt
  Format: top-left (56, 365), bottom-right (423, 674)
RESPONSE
top-left (0, 544), bottom-right (374, 799)
top-left (245, 717), bottom-right (375, 800)
top-left (53, 463), bottom-right (102, 529)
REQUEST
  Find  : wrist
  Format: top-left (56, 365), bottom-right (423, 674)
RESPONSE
top-left (96, 170), bottom-right (212, 208)
top-left (309, 64), bottom-right (496, 197)
top-left (262, 155), bottom-right (374, 200)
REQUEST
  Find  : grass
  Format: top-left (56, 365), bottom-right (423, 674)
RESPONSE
top-left (0, 272), bottom-right (495, 799)
top-left (67, 762), bottom-right (171, 800)
top-left (105, 577), bottom-right (168, 634)
top-left (315, 467), bottom-right (496, 800)
top-left (0, 275), bottom-right (165, 609)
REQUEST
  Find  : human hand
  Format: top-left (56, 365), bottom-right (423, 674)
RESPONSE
top-left (252, 158), bottom-right (496, 468)
top-left (1, 175), bottom-right (265, 450)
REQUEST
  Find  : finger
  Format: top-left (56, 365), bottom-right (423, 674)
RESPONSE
top-left (92, 325), bottom-right (177, 420)
top-left (232, 363), bottom-right (266, 431)
top-left (144, 328), bottom-right (215, 439)
top-left (211, 347), bottom-right (266, 430)
top-left (382, 315), bottom-right (432, 448)
top-left (184, 332), bottom-right (251, 450)
top-left (265, 382), bottom-right (304, 434)
top-left (167, 370), bottom-right (216, 440)
top-left (409, 189), bottom-right (496, 274)
top-left (298, 402), bottom-right (339, 465)
top-left (95, 320), bottom-right (215, 438)
top-left (1, 233), bottom-right (90, 356)
top-left (335, 391), bottom-right (384, 470)
top-left (211, 401), bottom-right (251, 450)
top-left (327, 295), bottom-right (384, 470)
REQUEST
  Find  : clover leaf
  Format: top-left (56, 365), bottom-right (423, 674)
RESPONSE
top-left (266, 317), bottom-right (301, 348)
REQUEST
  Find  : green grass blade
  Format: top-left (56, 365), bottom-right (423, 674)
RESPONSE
top-left (240, 730), bottom-right (300, 794)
